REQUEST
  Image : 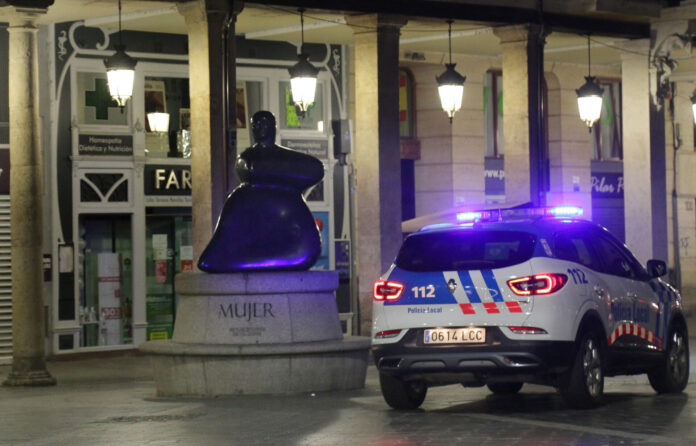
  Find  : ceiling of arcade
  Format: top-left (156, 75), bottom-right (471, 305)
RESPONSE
top-left (1, 0), bottom-right (695, 75)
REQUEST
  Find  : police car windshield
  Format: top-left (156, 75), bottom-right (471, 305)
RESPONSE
top-left (396, 230), bottom-right (537, 272)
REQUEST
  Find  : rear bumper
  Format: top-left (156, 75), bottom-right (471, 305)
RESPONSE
top-left (373, 327), bottom-right (574, 379)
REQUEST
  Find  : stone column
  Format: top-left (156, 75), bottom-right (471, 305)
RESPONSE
top-left (3, 7), bottom-right (55, 386)
top-left (178, 0), bottom-right (242, 262)
top-left (345, 14), bottom-right (406, 335)
top-left (493, 24), bottom-right (547, 206)
top-left (621, 39), bottom-right (653, 264)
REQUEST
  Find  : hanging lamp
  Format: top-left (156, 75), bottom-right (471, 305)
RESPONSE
top-left (436, 20), bottom-right (466, 123)
top-left (576, 35), bottom-right (603, 130)
top-left (288, 8), bottom-right (319, 117)
top-left (104, 0), bottom-right (137, 109)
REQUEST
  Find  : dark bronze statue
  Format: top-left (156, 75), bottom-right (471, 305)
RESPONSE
top-left (198, 111), bottom-right (324, 272)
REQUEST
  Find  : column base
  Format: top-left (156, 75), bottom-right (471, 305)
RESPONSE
top-left (3, 369), bottom-right (56, 387)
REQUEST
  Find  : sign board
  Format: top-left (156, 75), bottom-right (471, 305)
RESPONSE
top-left (78, 134), bottom-right (133, 155)
top-left (591, 172), bottom-right (623, 199)
top-left (144, 165), bottom-right (192, 206)
top-left (484, 157), bottom-right (505, 196)
top-left (281, 139), bottom-right (329, 159)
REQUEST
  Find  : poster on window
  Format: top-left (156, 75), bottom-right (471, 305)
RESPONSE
top-left (311, 211), bottom-right (330, 270)
top-left (97, 253), bottom-right (121, 345)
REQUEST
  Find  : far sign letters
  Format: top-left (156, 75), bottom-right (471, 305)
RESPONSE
top-left (144, 165), bottom-right (192, 196)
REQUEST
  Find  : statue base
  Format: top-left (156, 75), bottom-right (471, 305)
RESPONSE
top-left (140, 271), bottom-right (370, 396)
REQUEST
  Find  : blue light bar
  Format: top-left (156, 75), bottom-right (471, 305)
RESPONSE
top-left (456, 211), bottom-right (482, 222)
top-left (547, 205), bottom-right (583, 218)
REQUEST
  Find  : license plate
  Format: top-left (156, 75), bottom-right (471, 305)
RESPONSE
top-left (424, 327), bottom-right (486, 344)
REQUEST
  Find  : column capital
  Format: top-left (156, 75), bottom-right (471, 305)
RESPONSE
top-left (177, 0), bottom-right (243, 26)
top-left (618, 38), bottom-right (650, 61)
top-left (344, 14), bottom-right (407, 35)
top-left (7, 7), bottom-right (47, 28)
top-left (493, 23), bottom-right (546, 44)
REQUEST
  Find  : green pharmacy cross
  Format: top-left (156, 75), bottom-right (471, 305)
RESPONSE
top-left (85, 78), bottom-right (119, 120)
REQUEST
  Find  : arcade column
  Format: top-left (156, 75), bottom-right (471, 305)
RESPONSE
top-left (4, 5), bottom-right (56, 386)
top-left (493, 24), bottom-right (547, 206)
top-left (177, 0), bottom-right (243, 262)
top-left (345, 14), bottom-right (406, 335)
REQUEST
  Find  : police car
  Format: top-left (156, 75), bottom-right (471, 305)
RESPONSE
top-left (372, 206), bottom-right (689, 410)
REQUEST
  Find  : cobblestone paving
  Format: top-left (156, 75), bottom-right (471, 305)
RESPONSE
top-left (1, 355), bottom-right (695, 445)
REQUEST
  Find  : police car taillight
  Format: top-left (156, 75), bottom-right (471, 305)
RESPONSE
top-left (373, 280), bottom-right (405, 301)
top-left (507, 273), bottom-right (567, 296)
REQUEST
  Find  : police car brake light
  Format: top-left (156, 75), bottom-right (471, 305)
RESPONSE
top-left (375, 329), bottom-right (402, 339)
top-left (373, 280), bottom-right (405, 301)
top-left (507, 273), bottom-right (567, 296)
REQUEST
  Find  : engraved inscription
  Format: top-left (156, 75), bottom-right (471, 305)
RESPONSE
top-left (218, 303), bottom-right (275, 322)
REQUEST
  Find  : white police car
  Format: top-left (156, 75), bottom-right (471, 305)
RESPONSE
top-left (372, 206), bottom-right (689, 410)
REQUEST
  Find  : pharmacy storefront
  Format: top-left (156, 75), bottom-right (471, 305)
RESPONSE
top-left (47, 22), bottom-right (353, 354)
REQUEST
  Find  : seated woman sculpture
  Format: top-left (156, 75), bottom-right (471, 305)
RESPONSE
top-left (198, 110), bottom-right (324, 272)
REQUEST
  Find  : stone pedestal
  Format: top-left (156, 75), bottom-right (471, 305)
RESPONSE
top-left (140, 271), bottom-right (370, 396)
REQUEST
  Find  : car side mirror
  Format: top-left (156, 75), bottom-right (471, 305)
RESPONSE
top-left (647, 259), bottom-right (666, 278)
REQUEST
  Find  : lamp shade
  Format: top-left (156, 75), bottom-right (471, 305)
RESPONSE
top-left (147, 112), bottom-right (170, 133)
top-left (436, 63), bottom-right (466, 121)
top-left (576, 76), bottom-right (604, 128)
top-left (288, 53), bottom-right (319, 114)
top-left (104, 45), bottom-right (137, 108)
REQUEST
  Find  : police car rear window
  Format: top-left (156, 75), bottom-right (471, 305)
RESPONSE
top-left (395, 230), bottom-right (537, 272)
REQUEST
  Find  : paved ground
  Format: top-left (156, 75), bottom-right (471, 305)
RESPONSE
top-left (1, 351), bottom-right (696, 446)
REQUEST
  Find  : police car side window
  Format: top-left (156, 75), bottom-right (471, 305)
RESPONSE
top-left (553, 233), bottom-right (600, 269)
top-left (591, 234), bottom-right (637, 279)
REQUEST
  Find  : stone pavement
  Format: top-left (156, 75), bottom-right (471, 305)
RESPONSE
top-left (1, 350), bottom-right (696, 446)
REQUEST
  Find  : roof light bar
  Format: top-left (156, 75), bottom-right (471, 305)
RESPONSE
top-left (547, 205), bottom-right (583, 218)
top-left (456, 211), bottom-right (482, 222)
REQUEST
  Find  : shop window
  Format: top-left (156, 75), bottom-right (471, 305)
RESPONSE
top-left (278, 81), bottom-right (324, 131)
top-left (484, 71), bottom-right (504, 157)
top-left (591, 79), bottom-right (622, 160)
top-left (399, 68), bottom-right (417, 221)
top-left (144, 76), bottom-right (190, 157)
top-left (399, 69), bottom-right (414, 138)
top-left (78, 215), bottom-right (133, 347)
top-left (236, 80), bottom-right (265, 149)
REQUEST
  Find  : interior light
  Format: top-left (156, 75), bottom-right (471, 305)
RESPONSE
top-left (147, 112), bottom-right (170, 133)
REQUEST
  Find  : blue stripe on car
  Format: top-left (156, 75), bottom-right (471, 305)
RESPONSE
top-left (457, 271), bottom-right (482, 303)
top-left (384, 268), bottom-right (458, 306)
top-left (481, 270), bottom-right (504, 302)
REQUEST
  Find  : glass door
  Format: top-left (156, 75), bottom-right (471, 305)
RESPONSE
top-left (145, 214), bottom-right (192, 340)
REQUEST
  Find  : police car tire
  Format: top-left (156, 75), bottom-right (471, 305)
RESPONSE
top-left (379, 373), bottom-right (427, 410)
top-left (648, 323), bottom-right (689, 394)
top-left (560, 329), bottom-right (604, 409)
top-left (487, 382), bottom-right (523, 395)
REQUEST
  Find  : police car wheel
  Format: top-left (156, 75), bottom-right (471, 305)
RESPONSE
top-left (648, 323), bottom-right (689, 394)
top-left (379, 373), bottom-right (427, 410)
top-left (487, 382), bottom-right (523, 395)
top-left (560, 329), bottom-right (604, 409)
